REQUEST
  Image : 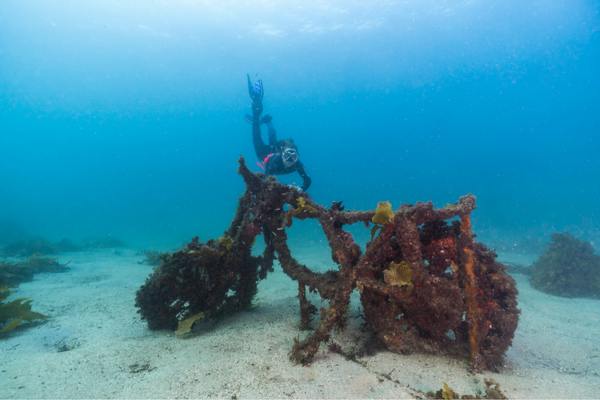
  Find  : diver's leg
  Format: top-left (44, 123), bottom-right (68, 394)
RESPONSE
top-left (248, 74), bottom-right (264, 115)
top-left (252, 114), bottom-right (271, 160)
top-left (266, 120), bottom-right (278, 147)
top-left (248, 74), bottom-right (270, 158)
top-left (259, 114), bottom-right (277, 146)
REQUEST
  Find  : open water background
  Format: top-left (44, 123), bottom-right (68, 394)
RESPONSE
top-left (1, 0), bottom-right (599, 251)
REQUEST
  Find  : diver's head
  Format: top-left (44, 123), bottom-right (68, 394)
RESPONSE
top-left (279, 139), bottom-right (299, 168)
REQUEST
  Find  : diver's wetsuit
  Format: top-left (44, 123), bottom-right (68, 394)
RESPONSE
top-left (252, 114), bottom-right (312, 192)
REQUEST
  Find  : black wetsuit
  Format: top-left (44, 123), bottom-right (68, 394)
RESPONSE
top-left (252, 115), bottom-right (311, 192)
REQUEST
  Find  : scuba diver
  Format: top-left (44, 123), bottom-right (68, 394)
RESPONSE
top-left (245, 74), bottom-right (311, 192)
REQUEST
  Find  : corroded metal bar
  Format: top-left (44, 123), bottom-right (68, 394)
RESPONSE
top-left (460, 213), bottom-right (482, 372)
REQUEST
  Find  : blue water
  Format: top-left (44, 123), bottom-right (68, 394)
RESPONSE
top-left (1, 0), bottom-right (599, 250)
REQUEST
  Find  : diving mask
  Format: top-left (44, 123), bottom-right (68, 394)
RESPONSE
top-left (282, 149), bottom-right (298, 163)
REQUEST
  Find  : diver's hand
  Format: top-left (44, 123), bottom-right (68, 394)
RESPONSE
top-left (260, 114), bottom-right (273, 125)
top-left (288, 185), bottom-right (303, 193)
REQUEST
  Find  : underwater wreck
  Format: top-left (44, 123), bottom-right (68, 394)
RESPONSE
top-left (136, 156), bottom-right (520, 372)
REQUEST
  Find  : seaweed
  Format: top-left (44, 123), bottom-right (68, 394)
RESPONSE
top-left (0, 260), bottom-right (34, 288)
top-left (285, 198), bottom-right (318, 227)
top-left (502, 261), bottom-right (532, 275)
top-left (426, 379), bottom-right (507, 399)
top-left (129, 362), bottom-right (156, 373)
top-left (0, 237), bottom-right (58, 257)
top-left (0, 256), bottom-right (69, 288)
top-left (383, 261), bottom-right (414, 292)
top-left (441, 382), bottom-right (459, 399)
top-left (327, 341), bottom-right (344, 354)
top-left (529, 232), bottom-right (600, 298)
top-left (54, 238), bottom-right (82, 253)
top-left (370, 201), bottom-right (395, 240)
top-left (0, 255), bottom-right (64, 335)
top-left (1, 235), bottom-right (126, 258)
top-left (216, 236), bottom-right (234, 253)
top-left (174, 312), bottom-right (207, 335)
top-left (371, 201), bottom-right (395, 225)
top-left (137, 250), bottom-right (170, 266)
top-left (135, 233), bottom-right (270, 331)
top-left (26, 254), bottom-right (70, 274)
top-left (0, 286), bottom-right (50, 334)
top-left (243, 290), bottom-right (260, 311)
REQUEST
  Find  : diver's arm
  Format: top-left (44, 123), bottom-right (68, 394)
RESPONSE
top-left (252, 112), bottom-right (262, 144)
top-left (262, 155), bottom-right (279, 182)
top-left (297, 162), bottom-right (312, 192)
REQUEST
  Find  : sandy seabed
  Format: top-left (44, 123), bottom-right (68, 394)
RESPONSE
top-left (1, 248), bottom-right (599, 399)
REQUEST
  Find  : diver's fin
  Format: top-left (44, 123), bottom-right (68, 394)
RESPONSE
top-left (247, 74), bottom-right (264, 102)
top-left (247, 74), bottom-right (253, 97)
top-left (244, 113), bottom-right (253, 124)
